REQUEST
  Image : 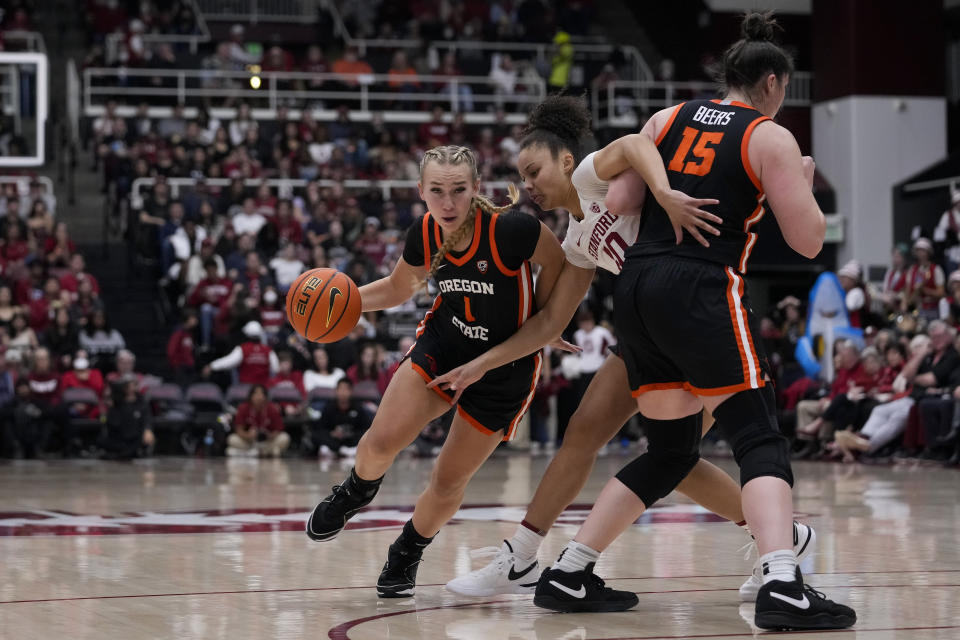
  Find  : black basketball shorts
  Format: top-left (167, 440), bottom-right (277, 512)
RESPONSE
top-left (405, 328), bottom-right (541, 441)
top-left (613, 256), bottom-right (770, 397)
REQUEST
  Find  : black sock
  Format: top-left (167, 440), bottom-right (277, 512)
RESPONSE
top-left (349, 467), bottom-right (383, 499)
top-left (395, 519), bottom-right (434, 551)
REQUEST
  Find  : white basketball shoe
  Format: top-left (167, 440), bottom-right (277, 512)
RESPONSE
top-left (739, 521), bottom-right (817, 602)
top-left (445, 540), bottom-right (540, 596)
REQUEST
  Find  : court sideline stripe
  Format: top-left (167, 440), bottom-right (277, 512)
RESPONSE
top-left (1, 577), bottom-right (957, 606)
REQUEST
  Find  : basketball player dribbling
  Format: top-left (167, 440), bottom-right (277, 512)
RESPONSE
top-left (433, 96), bottom-right (813, 604)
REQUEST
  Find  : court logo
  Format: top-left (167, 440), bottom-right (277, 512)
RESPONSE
top-left (476, 260), bottom-right (488, 274)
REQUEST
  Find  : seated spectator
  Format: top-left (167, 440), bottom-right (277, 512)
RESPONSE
top-left (225, 232), bottom-right (256, 275)
top-left (379, 336), bottom-right (415, 395)
top-left (259, 287), bottom-right (285, 338)
top-left (78, 310), bottom-right (126, 370)
top-left (106, 349), bottom-right (146, 391)
top-left (832, 332), bottom-right (943, 462)
top-left (941, 270), bottom-right (960, 327)
top-left (238, 250), bottom-right (274, 301)
top-left (205, 321), bottom-right (278, 386)
top-left (2, 219), bottom-right (31, 268)
top-left (880, 244), bottom-right (909, 315)
top-left (98, 377), bottom-right (154, 460)
top-left (347, 342), bottom-right (385, 387)
top-left (6, 312), bottom-right (38, 365)
top-left (0, 284), bottom-right (21, 334)
top-left (4, 379), bottom-right (48, 459)
top-left (44, 222), bottom-right (75, 269)
top-left (271, 199), bottom-right (303, 246)
top-left (15, 258), bottom-right (46, 305)
top-left (183, 238), bottom-right (225, 292)
top-left (26, 199), bottom-right (54, 243)
top-left (354, 217), bottom-right (388, 268)
top-left (794, 340), bottom-right (863, 459)
top-left (0, 350), bottom-right (16, 454)
top-left (269, 350), bottom-right (306, 414)
top-left (303, 346), bottom-right (345, 394)
top-left (61, 352), bottom-right (105, 420)
top-left (189, 258), bottom-right (233, 348)
top-left (331, 46), bottom-right (374, 88)
top-left (309, 378), bottom-right (372, 458)
top-left (489, 53), bottom-right (517, 108)
top-left (231, 198), bottom-right (268, 237)
top-left (225, 384), bottom-right (290, 458)
top-left (934, 186), bottom-right (960, 272)
top-left (59, 253), bottom-right (101, 300)
top-left (903, 237), bottom-right (945, 321)
top-left (28, 276), bottom-right (67, 332)
top-left (418, 105), bottom-right (450, 146)
top-left (69, 278), bottom-right (104, 328)
top-left (43, 307), bottom-right (80, 370)
top-left (837, 260), bottom-right (867, 328)
top-left (269, 242), bottom-right (305, 293)
top-left (166, 309), bottom-right (198, 384)
top-left (27, 347), bottom-right (67, 454)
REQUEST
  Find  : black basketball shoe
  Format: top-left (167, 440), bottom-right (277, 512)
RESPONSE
top-left (305, 470), bottom-right (381, 542)
top-left (533, 563), bottom-right (639, 613)
top-left (377, 541), bottom-right (425, 598)
top-left (755, 568), bottom-right (856, 630)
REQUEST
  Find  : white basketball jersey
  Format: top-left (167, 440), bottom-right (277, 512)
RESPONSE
top-left (561, 152), bottom-right (641, 275)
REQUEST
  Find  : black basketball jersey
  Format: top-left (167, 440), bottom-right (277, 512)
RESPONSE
top-left (403, 208), bottom-right (541, 362)
top-left (628, 99), bottom-right (771, 274)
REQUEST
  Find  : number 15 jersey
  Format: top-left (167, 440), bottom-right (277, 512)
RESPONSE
top-left (629, 99), bottom-right (771, 275)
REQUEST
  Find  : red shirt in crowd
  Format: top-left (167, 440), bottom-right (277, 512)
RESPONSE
top-left (259, 307), bottom-right (285, 333)
top-left (3, 240), bottom-right (30, 263)
top-left (418, 120), bottom-right (450, 145)
top-left (188, 276), bottom-right (232, 308)
top-left (234, 401), bottom-right (284, 433)
top-left (238, 342), bottom-right (272, 385)
top-left (270, 370), bottom-right (305, 394)
top-left (166, 328), bottom-right (195, 369)
top-left (28, 298), bottom-right (56, 332)
top-left (61, 369), bottom-right (105, 418)
top-left (875, 364), bottom-right (904, 393)
top-left (28, 371), bottom-right (61, 404)
top-left (271, 216), bottom-right (303, 245)
top-left (829, 363), bottom-right (864, 399)
top-left (60, 272), bottom-right (101, 297)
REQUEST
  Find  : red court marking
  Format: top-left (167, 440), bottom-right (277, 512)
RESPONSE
top-left (3, 577), bottom-right (957, 607)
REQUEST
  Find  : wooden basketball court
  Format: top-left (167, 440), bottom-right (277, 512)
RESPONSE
top-left (1, 453), bottom-right (956, 639)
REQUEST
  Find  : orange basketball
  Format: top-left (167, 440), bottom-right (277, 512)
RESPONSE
top-left (286, 268), bottom-right (362, 343)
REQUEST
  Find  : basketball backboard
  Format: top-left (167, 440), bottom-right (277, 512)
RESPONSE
top-left (0, 52), bottom-right (48, 167)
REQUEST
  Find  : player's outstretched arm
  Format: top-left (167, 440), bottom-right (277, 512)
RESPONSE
top-left (594, 132), bottom-right (721, 246)
top-left (428, 260), bottom-right (594, 403)
top-left (530, 222), bottom-right (566, 310)
top-left (358, 257), bottom-right (426, 312)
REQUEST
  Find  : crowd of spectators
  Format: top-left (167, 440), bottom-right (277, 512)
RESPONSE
top-left (761, 199), bottom-right (960, 467)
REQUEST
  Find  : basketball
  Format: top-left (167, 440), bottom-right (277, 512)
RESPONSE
top-left (285, 268), bottom-right (362, 343)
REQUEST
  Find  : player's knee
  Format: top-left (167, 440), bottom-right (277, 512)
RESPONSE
top-left (561, 410), bottom-right (613, 454)
top-left (427, 468), bottom-right (469, 502)
top-left (615, 414), bottom-right (702, 506)
top-left (712, 388), bottom-right (794, 487)
top-left (357, 429), bottom-right (402, 460)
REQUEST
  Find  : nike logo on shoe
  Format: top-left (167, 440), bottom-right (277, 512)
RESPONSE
top-left (770, 592), bottom-right (811, 609)
top-left (549, 580), bottom-right (586, 599)
top-left (508, 562), bottom-right (537, 581)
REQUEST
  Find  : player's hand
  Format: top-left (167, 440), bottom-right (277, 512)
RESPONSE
top-left (802, 156), bottom-right (816, 189)
top-left (658, 189), bottom-right (721, 247)
top-left (548, 337), bottom-right (581, 354)
top-left (427, 359), bottom-right (490, 405)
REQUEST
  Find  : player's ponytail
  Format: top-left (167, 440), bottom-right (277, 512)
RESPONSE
top-left (419, 147), bottom-right (520, 283)
top-left (520, 94), bottom-right (593, 164)
top-left (716, 11), bottom-right (793, 100)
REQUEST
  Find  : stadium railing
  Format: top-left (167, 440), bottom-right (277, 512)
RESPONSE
top-left (129, 177), bottom-right (518, 210)
top-left (592, 72), bottom-right (814, 128)
top-left (1, 30), bottom-right (46, 53)
top-left (104, 0), bottom-right (211, 64)
top-left (195, 0), bottom-right (320, 23)
top-left (82, 68), bottom-right (546, 121)
top-left (0, 175), bottom-right (55, 197)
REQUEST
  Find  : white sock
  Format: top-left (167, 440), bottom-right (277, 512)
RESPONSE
top-left (552, 540), bottom-right (600, 573)
top-left (759, 549), bottom-right (797, 584)
top-left (506, 525), bottom-right (543, 561)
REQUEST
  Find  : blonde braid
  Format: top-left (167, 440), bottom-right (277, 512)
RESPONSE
top-left (419, 146), bottom-right (520, 283)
